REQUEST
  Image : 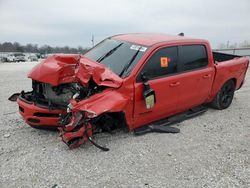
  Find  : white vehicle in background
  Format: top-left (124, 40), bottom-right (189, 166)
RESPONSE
top-left (13, 53), bottom-right (26, 62)
top-left (5, 53), bottom-right (26, 62)
top-left (6, 54), bottom-right (15, 62)
top-left (28, 54), bottom-right (38, 61)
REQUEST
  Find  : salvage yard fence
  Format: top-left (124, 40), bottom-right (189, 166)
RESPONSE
top-left (213, 47), bottom-right (250, 59)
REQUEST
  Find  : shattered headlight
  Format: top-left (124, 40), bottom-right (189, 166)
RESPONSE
top-left (67, 103), bottom-right (97, 118)
top-left (67, 103), bottom-right (73, 113)
top-left (84, 110), bottom-right (97, 118)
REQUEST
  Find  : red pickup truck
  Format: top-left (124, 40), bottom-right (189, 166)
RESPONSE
top-left (10, 33), bottom-right (249, 150)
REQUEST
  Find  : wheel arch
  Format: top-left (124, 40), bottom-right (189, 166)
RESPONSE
top-left (210, 78), bottom-right (236, 110)
top-left (90, 111), bottom-right (129, 132)
top-left (209, 77), bottom-right (236, 103)
top-left (231, 77), bottom-right (237, 89)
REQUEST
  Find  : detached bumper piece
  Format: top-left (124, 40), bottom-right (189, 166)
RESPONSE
top-left (60, 123), bottom-right (92, 149)
top-left (9, 91), bottom-right (65, 128)
top-left (59, 113), bottom-right (109, 151)
top-left (17, 98), bottom-right (64, 128)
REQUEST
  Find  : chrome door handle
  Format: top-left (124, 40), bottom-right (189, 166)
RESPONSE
top-left (169, 82), bottom-right (180, 87)
top-left (203, 74), bottom-right (211, 78)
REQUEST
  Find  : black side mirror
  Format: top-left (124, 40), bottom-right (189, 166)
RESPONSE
top-left (141, 72), bottom-right (149, 82)
top-left (8, 93), bottom-right (20, 102)
top-left (141, 73), bottom-right (156, 109)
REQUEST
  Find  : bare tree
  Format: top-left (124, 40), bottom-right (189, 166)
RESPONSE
top-left (0, 42), bottom-right (89, 54)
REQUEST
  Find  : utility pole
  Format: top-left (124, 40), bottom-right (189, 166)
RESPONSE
top-left (227, 41), bottom-right (229, 49)
top-left (91, 35), bottom-right (95, 47)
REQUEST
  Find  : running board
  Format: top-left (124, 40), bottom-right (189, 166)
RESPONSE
top-left (134, 125), bottom-right (180, 136)
top-left (134, 105), bottom-right (207, 136)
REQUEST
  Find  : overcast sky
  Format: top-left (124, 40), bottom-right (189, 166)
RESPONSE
top-left (0, 0), bottom-right (249, 48)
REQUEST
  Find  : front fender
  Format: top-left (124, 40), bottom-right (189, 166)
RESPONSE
top-left (60, 89), bottom-right (130, 149)
top-left (71, 89), bottom-right (130, 116)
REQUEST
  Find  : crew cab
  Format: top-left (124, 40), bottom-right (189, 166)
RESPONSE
top-left (10, 33), bottom-right (249, 149)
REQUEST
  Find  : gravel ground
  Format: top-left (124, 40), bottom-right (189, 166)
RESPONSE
top-left (0, 62), bottom-right (249, 188)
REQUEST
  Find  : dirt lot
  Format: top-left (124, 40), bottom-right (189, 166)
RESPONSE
top-left (0, 62), bottom-right (249, 188)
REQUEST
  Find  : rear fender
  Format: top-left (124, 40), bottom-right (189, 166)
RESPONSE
top-left (209, 57), bottom-right (249, 101)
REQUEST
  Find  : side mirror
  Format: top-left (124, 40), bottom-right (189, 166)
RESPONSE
top-left (143, 89), bottom-right (156, 109)
top-left (8, 93), bottom-right (20, 102)
top-left (141, 72), bottom-right (148, 82)
top-left (141, 73), bottom-right (156, 109)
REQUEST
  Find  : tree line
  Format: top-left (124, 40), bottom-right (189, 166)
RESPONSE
top-left (0, 42), bottom-right (89, 54)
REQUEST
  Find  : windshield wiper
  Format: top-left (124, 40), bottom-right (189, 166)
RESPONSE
top-left (119, 47), bottom-right (141, 77)
top-left (97, 43), bottom-right (123, 63)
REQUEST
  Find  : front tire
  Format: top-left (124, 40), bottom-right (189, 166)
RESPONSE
top-left (210, 80), bottom-right (235, 110)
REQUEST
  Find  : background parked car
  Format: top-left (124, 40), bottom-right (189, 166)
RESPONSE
top-left (0, 56), bottom-right (8, 62)
top-left (13, 53), bottom-right (26, 62)
top-left (6, 54), bottom-right (15, 62)
top-left (28, 54), bottom-right (38, 61)
top-left (4, 53), bottom-right (26, 62)
top-left (40, 53), bottom-right (49, 59)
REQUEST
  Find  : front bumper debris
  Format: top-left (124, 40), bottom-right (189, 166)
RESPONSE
top-left (59, 112), bottom-right (109, 151)
top-left (17, 95), bottom-right (65, 128)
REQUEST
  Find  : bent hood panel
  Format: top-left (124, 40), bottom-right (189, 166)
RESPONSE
top-left (28, 54), bottom-right (80, 86)
top-left (75, 57), bottom-right (122, 88)
top-left (71, 90), bottom-right (129, 115)
top-left (28, 55), bottom-right (123, 88)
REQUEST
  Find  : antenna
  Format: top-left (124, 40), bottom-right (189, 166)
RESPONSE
top-left (178, 32), bottom-right (184, 36)
top-left (91, 35), bottom-right (95, 47)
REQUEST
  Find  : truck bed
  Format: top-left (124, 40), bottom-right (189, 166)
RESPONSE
top-left (213, 51), bottom-right (241, 62)
top-left (210, 53), bottom-right (249, 101)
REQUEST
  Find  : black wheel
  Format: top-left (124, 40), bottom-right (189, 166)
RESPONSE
top-left (210, 80), bottom-right (235, 110)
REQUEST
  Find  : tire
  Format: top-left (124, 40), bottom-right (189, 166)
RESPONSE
top-left (210, 79), bottom-right (235, 110)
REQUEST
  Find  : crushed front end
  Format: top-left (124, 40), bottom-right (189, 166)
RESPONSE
top-left (16, 80), bottom-right (84, 128)
top-left (10, 54), bottom-right (128, 150)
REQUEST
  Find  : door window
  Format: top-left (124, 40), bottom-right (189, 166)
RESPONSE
top-left (138, 46), bottom-right (178, 81)
top-left (179, 45), bottom-right (208, 71)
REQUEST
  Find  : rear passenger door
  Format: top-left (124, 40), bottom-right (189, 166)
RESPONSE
top-left (177, 44), bottom-right (214, 110)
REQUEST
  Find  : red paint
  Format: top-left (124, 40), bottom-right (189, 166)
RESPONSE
top-left (60, 123), bottom-right (92, 149)
top-left (15, 33), bottom-right (249, 148)
top-left (28, 54), bottom-right (80, 86)
top-left (75, 57), bottom-right (123, 88)
top-left (17, 98), bottom-right (65, 127)
top-left (70, 89), bottom-right (129, 115)
top-left (28, 54), bottom-right (122, 87)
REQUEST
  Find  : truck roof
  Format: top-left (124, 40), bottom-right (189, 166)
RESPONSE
top-left (113, 33), bottom-right (206, 46)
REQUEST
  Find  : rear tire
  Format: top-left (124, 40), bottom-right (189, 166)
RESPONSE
top-left (210, 80), bottom-right (235, 110)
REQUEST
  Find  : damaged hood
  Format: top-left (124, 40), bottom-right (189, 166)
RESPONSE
top-left (28, 54), bottom-right (123, 88)
top-left (28, 54), bottom-right (80, 85)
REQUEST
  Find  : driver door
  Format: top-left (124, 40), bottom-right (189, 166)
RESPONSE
top-left (133, 46), bottom-right (181, 128)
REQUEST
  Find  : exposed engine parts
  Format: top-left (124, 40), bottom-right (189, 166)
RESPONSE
top-left (42, 83), bottom-right (78, 107)
top-left (28, 80), bottom-right (105, 109)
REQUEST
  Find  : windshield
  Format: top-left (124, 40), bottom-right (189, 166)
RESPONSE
top-left (84, 39), bottom-right (148, 77)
